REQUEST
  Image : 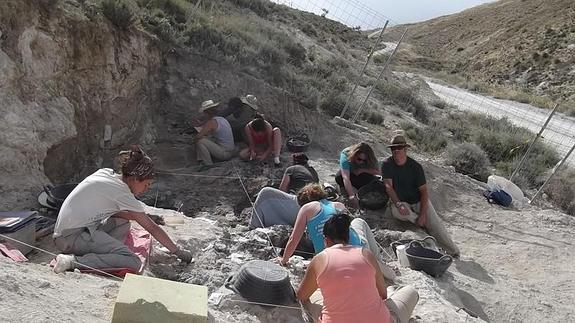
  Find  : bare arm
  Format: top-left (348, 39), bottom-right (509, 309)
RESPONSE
top-left (245, 123), bottom-right (255, 153)
top-left (261, 122), bottom-right (273, 159)
top-left (279, 203), bottom-right (316, 264)
top-left (278, 174), bottom-right (290, 193)
top-left (296, 254), bottom-right (321, 301)
top-left (363, 248), bottom-right (387, 299)
top-left (114, 211), bottom-right (178, 253)
top-left (193, 119), bottom-right (217, 142)
top-left (417, 184), bottom-right (429, 226)
top-left (383, 178), bottom-right (401, 204)
top-left (341, 169), bottom-right (355, 198)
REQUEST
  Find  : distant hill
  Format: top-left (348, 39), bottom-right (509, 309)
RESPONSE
top-left (393, 0), bottom-right (575, 102)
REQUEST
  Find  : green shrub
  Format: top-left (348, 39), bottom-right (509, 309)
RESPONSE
top-left (320, 93), bottom-right (347, 117)
top-left (141, 0), bottom-right (190, 23)
top-left (446, 143), bottom-right (490, 181)
top-left (544, 169), bottom-right (575, 216)
top-left (102, 0), bottom-right (135, 30)
top-left (362, 108), bottom-right (384, 125)
top-left (401, 122), bottom-right (447, 152)
top-left (431, 99), bottom-right (448, 109)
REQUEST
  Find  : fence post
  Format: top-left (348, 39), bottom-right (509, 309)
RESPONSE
top-left (339, 20), bottom-right (389, 119)
top-left (530, 141), bottom-right (575, 205)
top-left (509, 103), bottom-right (559, 182)
top-left (350, 28), bottom-right (408, 124)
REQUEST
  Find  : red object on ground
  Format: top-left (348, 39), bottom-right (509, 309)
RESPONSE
top-left (49, 228), bottom-right (152, 277)
top-left (0, 243), bottom-right (29, 262)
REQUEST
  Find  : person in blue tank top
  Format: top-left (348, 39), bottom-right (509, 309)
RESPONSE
top-left (278, 183), bottom-right (373, 265)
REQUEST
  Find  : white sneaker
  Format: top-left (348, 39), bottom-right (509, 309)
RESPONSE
top-left (53, 254), bottom-right (75, 273)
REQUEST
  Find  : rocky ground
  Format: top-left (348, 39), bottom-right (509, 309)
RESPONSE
top-left (2, 145), bottom-right (575, 322)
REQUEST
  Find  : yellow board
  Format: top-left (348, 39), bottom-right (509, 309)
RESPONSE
top-left (112, 273), bottom-right (208, 323)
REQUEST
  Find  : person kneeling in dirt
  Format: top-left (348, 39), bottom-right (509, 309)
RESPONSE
top-left (239, 114), bottom-right (283, 167)
top-left (193, 99), bottom-right (236, 167)
top-left (335, 142), bottom-right (381, 208)
top-left (225, 95), bottom-right (259, 142)
top-left (52, 146), bottom-right (193, 273)
top-left (382, 133), bottom-right (460, 257)
top-left (278, 183), bottom-right (396, 280)
top-left (297, 213), bottom-right (419, 323)
top-left (249, 153), bottom-right (319, 229)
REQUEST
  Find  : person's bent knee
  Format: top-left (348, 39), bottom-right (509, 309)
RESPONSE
top-left (126, 254), bottom-right (142, 271)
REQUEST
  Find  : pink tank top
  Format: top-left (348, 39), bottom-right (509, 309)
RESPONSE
top-left (249, 124), bottom-right (267, 145)
top-left (316, 246), bottom-right (391, 323)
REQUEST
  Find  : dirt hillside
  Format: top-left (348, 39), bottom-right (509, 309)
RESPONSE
top-left (392, 0), bottom-right (575, 101)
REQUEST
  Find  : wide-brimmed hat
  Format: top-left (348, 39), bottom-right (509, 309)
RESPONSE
top-left (200, 100), bottom-right (220, 113)
top-left (387, 134), bottom-right (411, 148)
top-left (240, 94), bottom-right (258, 110)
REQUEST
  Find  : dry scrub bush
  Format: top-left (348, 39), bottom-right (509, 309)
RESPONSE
top-left (102, 0), bottom-right (136, 30)
top-left (401, 122), bottom-right (447, 152)
top-left (544, 169), bottom-right (575, 216)
top-left (376, 81), bottom-right (429, 124)
top-left (441, 112), bottom-right (559, 188)
top-left (446, 143), bottom-right (490, 181)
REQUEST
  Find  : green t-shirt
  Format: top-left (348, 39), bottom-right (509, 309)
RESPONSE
top-left (381, 156), bottom-right (426, 204)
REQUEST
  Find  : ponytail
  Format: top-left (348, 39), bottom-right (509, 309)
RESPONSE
top-left (323, 211), bottom-right (352, 243)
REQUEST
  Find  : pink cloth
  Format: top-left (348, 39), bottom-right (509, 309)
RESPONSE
top-left (316, 246), bottom-right (391, 323)
top-left (0, 243), bottom-right (28, 262)
top-left (50, 228), bottom-right (152, 277)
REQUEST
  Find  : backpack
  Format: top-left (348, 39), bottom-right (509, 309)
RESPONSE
top-left (483, 189), bottom-right (513, 207)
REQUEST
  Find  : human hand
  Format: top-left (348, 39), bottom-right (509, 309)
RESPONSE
top-left (249, 150), bottom-right (256, 161)
top-left (275, 256), bottom-right (288, 266)
top-left (175, 248), bottom-right (194, 263)
top-left (349, 196), bottom-right (360, 209)
top-left (398, 203), bottom-right (410, 216)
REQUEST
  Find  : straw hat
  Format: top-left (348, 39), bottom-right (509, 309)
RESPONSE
top-left (240, 94), bottom-right (258, 110)
top-left (387, 133), bottom-right (411, 148)
top-left (200, 100), bottom-right (220, 113)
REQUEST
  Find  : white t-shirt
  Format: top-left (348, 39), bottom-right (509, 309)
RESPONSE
top-left (53, 168), bottom-right (145, 237)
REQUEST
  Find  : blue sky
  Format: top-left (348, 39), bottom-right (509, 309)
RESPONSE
top-left (273, 0), bottom-right (497, 28)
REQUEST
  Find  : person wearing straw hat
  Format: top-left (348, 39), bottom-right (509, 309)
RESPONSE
top-left (193, 99), bottom-right (236, 167)
top-left (381, 132), bottom-right (460, 257)
top-left (52, 146), bottom-right (193, 273)
top-left (224, 95), bottom-right (260, 142)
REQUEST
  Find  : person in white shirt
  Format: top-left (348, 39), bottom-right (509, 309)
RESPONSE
top-left (52, 146), bottom-right (192, 273)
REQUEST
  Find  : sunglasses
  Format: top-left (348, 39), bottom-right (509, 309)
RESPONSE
top-left (391, 146), bottom-right (406, 151)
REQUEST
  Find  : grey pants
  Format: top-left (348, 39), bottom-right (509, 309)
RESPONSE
top-left (391, 201), bottom-right (460, 256)
top-left (351, 218), bottom-right (397, 281)
top-left (249, 187), bottom-right (300, 229)
top-left (54, 218), bottom-right (141, 271)
top-left (195, 138), bottom-right (235, 165)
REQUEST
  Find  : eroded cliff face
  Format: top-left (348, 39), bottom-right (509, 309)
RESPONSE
top-left (0, 1), bottom-right (161, 209)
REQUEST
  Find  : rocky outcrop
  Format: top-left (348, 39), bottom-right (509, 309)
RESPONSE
top-left (0, 1), bottom-right (161, 210)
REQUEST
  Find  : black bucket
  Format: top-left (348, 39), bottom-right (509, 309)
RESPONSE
top-left (405, 241), bottom-right (453, 277)
top-left (44, 183), bottom-right (78, 209)
top-left (357, 180), bottom-right (389, 210)
top-left (225, 260), bottom-right (295, 306)
top-left (286, 134), bottom-right (311, 153)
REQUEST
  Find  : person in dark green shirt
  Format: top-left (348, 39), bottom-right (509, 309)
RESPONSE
top-left (381, 133), bottom-right (460, 257)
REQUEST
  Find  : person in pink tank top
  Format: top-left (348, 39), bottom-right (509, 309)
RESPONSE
top-left (296, 212), bottom-right (419, 323)
top-left (239, 114), bottom-right (283, 167)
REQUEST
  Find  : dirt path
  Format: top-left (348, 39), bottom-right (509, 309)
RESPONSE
top-left (426, 79), bottom-right (575, 166)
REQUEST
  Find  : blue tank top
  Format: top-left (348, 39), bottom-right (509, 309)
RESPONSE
top-left (306, 199), bottom-right (363, 253)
